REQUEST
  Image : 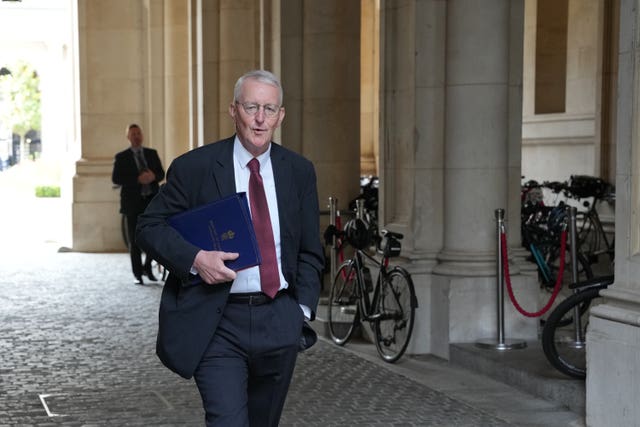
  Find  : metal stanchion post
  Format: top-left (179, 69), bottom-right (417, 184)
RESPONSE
top-left (568, 206), bottom-right (586, 348)
top-left (328, 197), bottom-right (338, 282)
top-left (476, 209), bottom-right (527, 351)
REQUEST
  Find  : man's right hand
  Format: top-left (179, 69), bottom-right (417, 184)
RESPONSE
top-left (192, 250), bottom-right (239, 284)
top-left (138, 169), bottom-right (156, 184)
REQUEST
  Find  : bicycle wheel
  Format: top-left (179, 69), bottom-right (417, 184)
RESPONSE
top-left (328, 261), bottom-right (360, 345)
top-left (541, 287), bottom-right (602, 379)
top-left (373, 267), bottom-right (416, 363)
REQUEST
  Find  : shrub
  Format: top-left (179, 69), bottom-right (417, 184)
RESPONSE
top-left (35, 185), bottom-right (60, 198)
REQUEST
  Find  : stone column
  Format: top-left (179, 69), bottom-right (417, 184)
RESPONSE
top-left (360, 0), bottom-right (379, 176)
top-left (158, 1), bottom-right (191, 161)
top-left (217, 0), bottom-right (261, 138)
top-left (379, 0), bottom-right (447, 354)
top-left (431, 0), bottom-right (536, 358)
top-left (507, 1), bottom-right (537, 276)
top-left (587, 0), bottom-right (640, 423)
top-left (299, 0), bottom-right (361, 212)
top-left (73, 0), bottom-right (191, 251)
top-left (73, 0), bottom-right (149, 251)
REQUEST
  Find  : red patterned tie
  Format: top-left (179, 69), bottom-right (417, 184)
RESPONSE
top-left (248, 158), bottom-right (280, 298)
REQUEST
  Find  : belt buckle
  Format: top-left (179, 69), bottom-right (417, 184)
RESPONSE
top-left (248, 294), bottom-right (265, 306)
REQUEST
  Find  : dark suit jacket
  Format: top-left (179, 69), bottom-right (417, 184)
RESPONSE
top-left (136, 136), bottom-right (324, 379)
top-left (112, 147), bottom-right (165, 215)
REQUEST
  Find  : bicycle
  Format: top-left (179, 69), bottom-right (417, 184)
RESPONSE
top-left (520, 192), bottom-right (594, 327)
top-left (566, 175), bottom-right (615, 275)
top-left (521, 201), bottom-right (594, 291)
top-left (326, 219), bottom-right (418, 363)
top-left (524, 176), bottom-right (614, 276)
top-left (541, 274), bottom-right (614, 379)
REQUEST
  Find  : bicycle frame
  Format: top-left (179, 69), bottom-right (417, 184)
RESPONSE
top-left (575, 208), bottom-right (614, 263)
top-left (328, 226), bottom-right (416, 362)
top-left (528, 241), bottom-right (554, 285)
top-left (350, 248), bottom-right (390, 322)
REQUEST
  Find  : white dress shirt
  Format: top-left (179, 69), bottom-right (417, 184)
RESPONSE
top-left (230, 138), bottom-right (287, 294)
top-left (230, 138), bottom-right (310, 319)
top-left (191, 138), bottom-right (310, 319)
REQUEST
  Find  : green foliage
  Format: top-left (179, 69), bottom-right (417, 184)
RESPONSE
top-left (35, 185), bottom-right (60, 198)
top-left (0, 61), bottom-right (41, 138)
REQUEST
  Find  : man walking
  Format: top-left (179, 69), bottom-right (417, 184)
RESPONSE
top-left (137, 70), bottom-right (324, 426)
top-left (112, 123), bottom-right (165, 284)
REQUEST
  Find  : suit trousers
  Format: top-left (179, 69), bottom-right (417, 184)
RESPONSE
top-left (126, 212), bottom-right (151, 277)
top-left (126, 199), bottom-right (153, 278)
top-left (193, 291), bottom-right (304, 427)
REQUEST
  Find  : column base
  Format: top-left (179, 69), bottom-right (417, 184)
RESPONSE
top-left (587, 288), bottom-right (640, 426)
top-left (72, 159), bottom-right (125, 252)
top-left (431, 273), bottom-right (538, 359)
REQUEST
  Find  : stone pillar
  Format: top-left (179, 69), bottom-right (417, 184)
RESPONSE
top-left (200, 0), bottom-right (221, 143)
top-left (73, 0), bottom-right (191, 251)
top-left (507, 1), bottom-right (537, 276)
top-left (586, 0), bottom-right (640, 424)
top-left (379, 0), bottom-right (447, 354)
top-left (360, 0), bottom-right (379, 176)
top-left (160, 1), bottom-right (191, 161)
top-left (431, 0), bottom-right (536, 358)
top-left (217, 0), bottom-right (261, 138)
top-left (300, 0), bottom-right (361, 212)
top-left (73, 0), bottom-right (149, 252)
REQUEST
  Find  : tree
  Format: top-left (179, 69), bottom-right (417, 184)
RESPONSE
top-left (0, 61), bottom-right (42, 161)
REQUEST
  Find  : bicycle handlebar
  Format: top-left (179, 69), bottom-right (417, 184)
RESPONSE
top-left (569, 275), bottom-right (614, 290)
top-left (323, 223), bottom-right (403, 258)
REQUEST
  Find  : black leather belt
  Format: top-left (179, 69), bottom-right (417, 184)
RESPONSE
top-left (227, 290), bottom-right (287, 306)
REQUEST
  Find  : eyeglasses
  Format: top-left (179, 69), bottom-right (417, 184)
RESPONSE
top-left (236, 102), bottom-right (281, 118)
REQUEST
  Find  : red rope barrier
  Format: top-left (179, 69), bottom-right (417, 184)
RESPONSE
top-left (502, 231), bottom-right (567, 318)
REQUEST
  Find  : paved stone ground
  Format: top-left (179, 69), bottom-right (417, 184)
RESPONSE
top-left (0, 245), bottom-right (558, 426)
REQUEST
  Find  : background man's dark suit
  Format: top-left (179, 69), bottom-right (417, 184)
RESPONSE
top-left (136, 136), bottom-right (324, 379)
top-left (112, 146), bottom-right (165, 280)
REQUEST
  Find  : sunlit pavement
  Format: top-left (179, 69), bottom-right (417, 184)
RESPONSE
top-left (0, 160), bottom-right (72, 252)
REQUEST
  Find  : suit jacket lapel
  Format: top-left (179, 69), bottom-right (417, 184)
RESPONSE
top-left (210, 137), bottom-right (237, 198)
top-left (271, 143), bottom-right (293, 238)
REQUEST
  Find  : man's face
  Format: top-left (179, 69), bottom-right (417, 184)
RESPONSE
top-left (128, 127), bottom-right (143, 148)
top-left (229, 78), bottom-right (285, 157)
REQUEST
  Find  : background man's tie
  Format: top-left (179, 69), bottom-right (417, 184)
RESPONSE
top-left (135, 150), bottom-right (148, 170)
top-left (248, 158), bottom-right (280, 298)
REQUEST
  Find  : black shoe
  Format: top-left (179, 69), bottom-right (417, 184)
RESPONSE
top-left (134, 276), bottom-right (144, 285)
top-left (144, 267), bottom-right (158, 282)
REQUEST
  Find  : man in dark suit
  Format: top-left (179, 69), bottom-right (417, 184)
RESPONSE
top-left (136, 70), bottom-right (324, 426)
top-left (112, 124), bottom-right (165, 284)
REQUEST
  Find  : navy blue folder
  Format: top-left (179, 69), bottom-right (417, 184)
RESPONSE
top-left (167, 192), bottom-right (261, 271)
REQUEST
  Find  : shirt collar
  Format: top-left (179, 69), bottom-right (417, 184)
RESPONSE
top-left (233, 136), bottom-right (271, 171)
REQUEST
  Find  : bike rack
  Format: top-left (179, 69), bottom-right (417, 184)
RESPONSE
top-left (476, 209), bottom-right (527, 351)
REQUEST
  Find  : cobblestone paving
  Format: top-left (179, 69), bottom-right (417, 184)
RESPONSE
top-left (0, 248), bottom-right (510, 426)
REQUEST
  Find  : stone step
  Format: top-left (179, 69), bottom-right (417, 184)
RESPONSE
top-left (449, 341), bottom-right (585, 415)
